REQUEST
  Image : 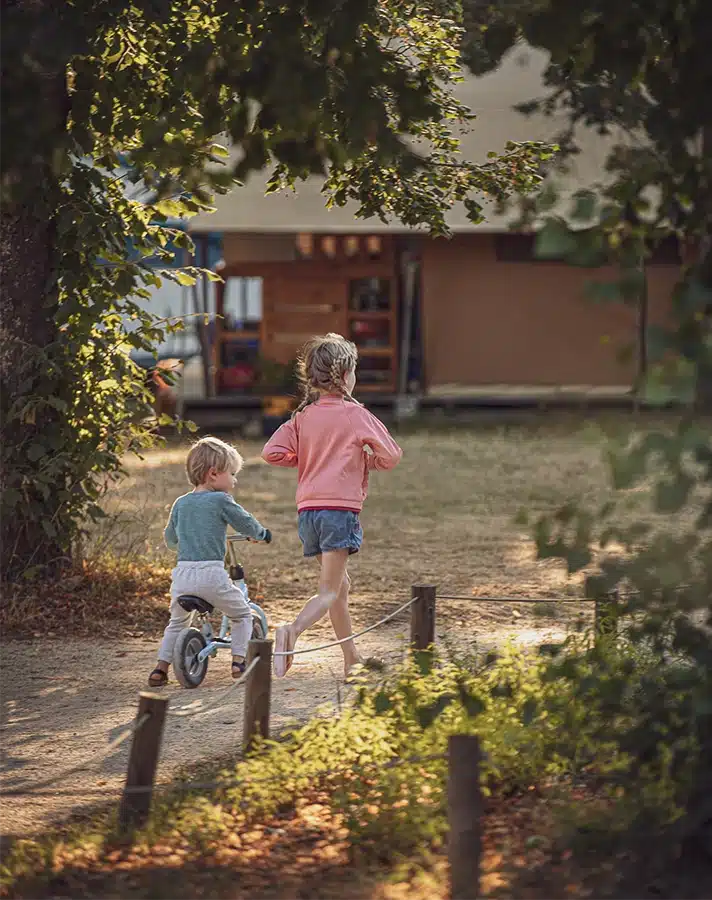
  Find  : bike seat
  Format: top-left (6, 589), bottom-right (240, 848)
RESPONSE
top-left (177, 594), bottom-right (215, 614)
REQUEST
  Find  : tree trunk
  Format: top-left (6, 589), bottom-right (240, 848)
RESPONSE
top-left (0, 0), bottom-right (73, 581)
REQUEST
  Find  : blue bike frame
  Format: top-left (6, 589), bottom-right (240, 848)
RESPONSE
top-left (194, 534), bottom-right (268, 664)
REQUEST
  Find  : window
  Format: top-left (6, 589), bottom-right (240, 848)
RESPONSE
top-left (222, 277), bottom-right (262, 331)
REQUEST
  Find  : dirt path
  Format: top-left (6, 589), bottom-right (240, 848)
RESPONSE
top-left (0, 602), bottom-right (576, 839)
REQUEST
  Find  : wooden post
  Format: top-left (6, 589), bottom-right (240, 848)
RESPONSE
top-left (595, 588), bottom-right (619, 641)
top-left (119, 692), bottom-right (168, 833)
top-left (448, 733), bottom-right (483, 900)
top-left (410, 583), bottom-right (436, 651)
top-left (243, 638), bottom-right (273, 754)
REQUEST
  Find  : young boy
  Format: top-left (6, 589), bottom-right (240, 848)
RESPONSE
top-left (148, 436), bottom-right (271, 687)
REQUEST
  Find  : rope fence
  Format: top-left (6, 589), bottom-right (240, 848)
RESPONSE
top-left (6, 583), bottom-right (616, 801)
top-left (437, 594), bottom-right (598, 603)
top-left (272, 595), bottom-right (417, 656)
top-left (7, 581), bottom-right (624, 897)
top-left (2, 712), bottom-right (151, 799)
top-left (166, 656), bottom-right (259, 718)
top-left (12, 751), bottom-right (451, 801)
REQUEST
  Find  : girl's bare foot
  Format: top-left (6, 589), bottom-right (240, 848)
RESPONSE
top-left (274, 624), bottom-right (297, 678)
top-left (343, 656), bottom-right (363, 678)
top-left (344, 656), bottom-right (385, 678)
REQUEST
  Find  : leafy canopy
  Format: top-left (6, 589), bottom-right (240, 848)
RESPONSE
top-left (1, 0), bottom-right (554, 579)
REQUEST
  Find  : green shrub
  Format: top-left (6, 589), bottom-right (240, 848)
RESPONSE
top-left (155, 646), bottom-right (614, 861)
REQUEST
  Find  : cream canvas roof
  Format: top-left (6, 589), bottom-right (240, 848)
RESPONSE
top-left (190, 44), bottom-right (635, 234)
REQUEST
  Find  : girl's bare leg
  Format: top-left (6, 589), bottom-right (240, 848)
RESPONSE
top-left (274, 549), bottom-right (349, 677)
top-left (328, 571), bottom-right (361, 675)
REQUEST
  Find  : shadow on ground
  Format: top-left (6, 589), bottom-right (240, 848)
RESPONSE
top-left (5, 861), bottom-right (380, 900)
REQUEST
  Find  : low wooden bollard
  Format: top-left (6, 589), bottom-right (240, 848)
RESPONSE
top-left (243, 638), bottom-right (273, 753)
top-left (448, 733), bottom-right (483, 900)
top-left (119, 692), bottom-right (168, 833)
top-left (411, 583), bottom-right (436, 651)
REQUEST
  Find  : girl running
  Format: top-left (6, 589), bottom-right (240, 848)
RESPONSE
top-left (261, 333), bottom-right (402, 677)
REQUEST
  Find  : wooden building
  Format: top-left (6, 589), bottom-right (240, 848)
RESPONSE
top-left (188, 46), bottom-right (679, 412)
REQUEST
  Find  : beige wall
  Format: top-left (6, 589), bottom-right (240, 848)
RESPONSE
top-left (421, 235), bottom-right (678, 389)
top-left (222, 232), bottom-right (296, 263)
top-left (192, 46), bottom-right (635, 236)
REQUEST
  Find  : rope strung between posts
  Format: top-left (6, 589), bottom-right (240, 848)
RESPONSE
top-left (437, 594), bottom-right (598, 603)
top-left (166, 656), bottom-right (259, 719)
top-left (6, 662), bottom-right (259, 798)
top-left (11, 751), bottom-right (449, 799)
top-left (3, 712), bottom-right (151, 798)
top-left (272, 595), bottom-right (417, 657)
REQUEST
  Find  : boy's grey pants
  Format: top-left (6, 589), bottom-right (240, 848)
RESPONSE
top-left (158, 561), bottom-right (252, 662)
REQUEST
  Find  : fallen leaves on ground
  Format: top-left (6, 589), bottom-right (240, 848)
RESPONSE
top-left (2, 782), bottom-right (639, 900)
top-left (0, 557), bottom-right (171, 639)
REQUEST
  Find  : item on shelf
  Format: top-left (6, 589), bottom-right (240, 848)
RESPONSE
top-left (219, 338), bottom-right (260, 393)
top-left (350, 318), bottom-right (389, 348)
top-left (349, 277), bottom-right (390, 312)
top-left (220, 363), bottom-right (255, 390)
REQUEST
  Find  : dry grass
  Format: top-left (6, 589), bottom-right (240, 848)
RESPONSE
top-left (0, 557), bottom-right (172, 639)
top-left (4, 418), bottom-right (680, 641)
top-left (82, 420), bottom-right (645, 637)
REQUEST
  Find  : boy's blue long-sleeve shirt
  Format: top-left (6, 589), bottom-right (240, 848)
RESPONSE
top-left (164, 491), bottom-right (267, 561)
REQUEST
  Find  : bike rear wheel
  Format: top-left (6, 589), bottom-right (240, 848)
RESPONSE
top-left (173, 627), bottom-right (208, 688)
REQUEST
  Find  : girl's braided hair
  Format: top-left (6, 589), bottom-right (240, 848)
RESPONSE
top-left (293, 333), bottom-right (359, 416)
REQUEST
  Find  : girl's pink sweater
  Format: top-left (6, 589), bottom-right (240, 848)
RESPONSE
top-left (261, 396), bottom-right (402, 512)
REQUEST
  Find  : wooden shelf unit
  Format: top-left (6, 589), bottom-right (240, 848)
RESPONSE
top-left (213, 234), bottom-right (399, 396)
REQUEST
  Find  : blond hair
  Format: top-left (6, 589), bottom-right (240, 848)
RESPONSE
top-left (186, 436), bottom-right (243, 486)
top-left (294, 333), bottom-right (360, 415)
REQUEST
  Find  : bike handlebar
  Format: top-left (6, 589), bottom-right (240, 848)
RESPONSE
top-left (227, 530), bottom-right (272, 544)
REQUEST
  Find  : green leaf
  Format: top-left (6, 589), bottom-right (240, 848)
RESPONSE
top-left (415, 694), bottom-right (456, 729)
top-left (534, 219), bottom-right (577, 260)
top-left (490, 681), bottom-right (514, 699)
top-left (457, 681), bottom-right (486, 718)
top-left (115, 270), bottom-right (135, 297)
top-left (520, 697), bottom-right (538, 726)
top-left (413, 649), bottom-right (434, 675)
top-left (172, 270), bottom-right (198, 287)
top-left (570, 190), bottom-right (596, 222)
top-left (27, 443), bottom-right (46, 462)
top-left (535, 182), bottom-right (558, 213)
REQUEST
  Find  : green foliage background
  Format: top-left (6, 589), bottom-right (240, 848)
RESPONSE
top-left (0, 0), bottom-right (552, 580)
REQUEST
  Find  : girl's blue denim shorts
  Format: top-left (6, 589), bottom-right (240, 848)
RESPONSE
top-left (297, 509), bottom-right (363, 558)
